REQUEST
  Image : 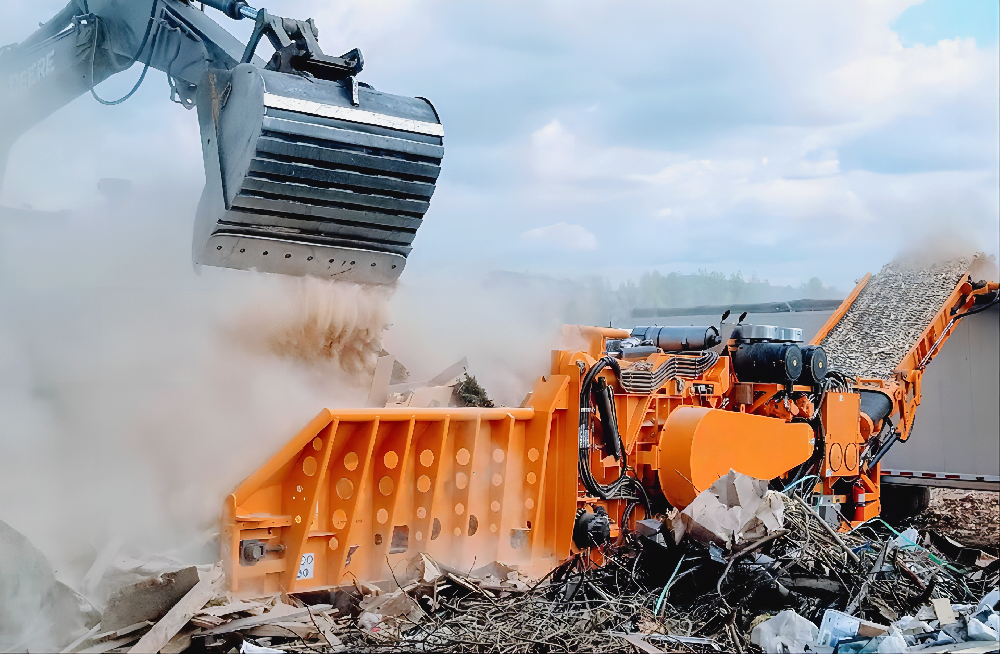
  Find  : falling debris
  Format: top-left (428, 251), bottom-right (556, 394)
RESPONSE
top-left (453, 373), bottom-right (495, 408)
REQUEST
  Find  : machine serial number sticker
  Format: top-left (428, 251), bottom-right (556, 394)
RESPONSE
top-left (297, 553), bottom-right (315, 580)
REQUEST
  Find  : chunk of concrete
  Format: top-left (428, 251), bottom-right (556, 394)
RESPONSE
top-left (102, 566), bottom-right (200, 630)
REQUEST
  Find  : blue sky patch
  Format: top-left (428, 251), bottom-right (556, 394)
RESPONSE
top-left (892, 0), bottom-right (999, 47)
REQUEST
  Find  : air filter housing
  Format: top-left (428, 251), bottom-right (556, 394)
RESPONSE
top-left (732, 342), bottom-right (803, 384)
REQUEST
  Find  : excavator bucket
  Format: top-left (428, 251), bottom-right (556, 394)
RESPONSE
top-left (193, 63), bottom-right (443, 283)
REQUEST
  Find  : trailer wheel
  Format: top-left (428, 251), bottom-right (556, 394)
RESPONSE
top-left (881, 484), bottom-right (931, 523)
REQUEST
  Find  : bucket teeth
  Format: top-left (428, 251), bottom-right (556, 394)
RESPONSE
top-left (195, 65), bottom-right (443, 283)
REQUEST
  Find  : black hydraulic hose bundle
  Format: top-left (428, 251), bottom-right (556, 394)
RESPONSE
top-left (89, 0), bottom-right (161, 106)
top-left (578, 357), bottom-right (650, 513)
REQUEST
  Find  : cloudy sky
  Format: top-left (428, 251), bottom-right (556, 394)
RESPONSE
top-left (1, 0), bottom-right (998, 289)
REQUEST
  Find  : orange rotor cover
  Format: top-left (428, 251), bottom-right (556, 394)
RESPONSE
top-left (658, 407), bottom-right (814, 509)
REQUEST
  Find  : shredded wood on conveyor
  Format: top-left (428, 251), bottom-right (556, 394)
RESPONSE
top-left (820, 256), bottom-right (972, 379)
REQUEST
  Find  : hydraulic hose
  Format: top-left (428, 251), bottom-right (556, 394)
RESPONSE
top-left (577, 356), bottom-right (649, 512)
top-left (89, 0), bottom-right (160, 106)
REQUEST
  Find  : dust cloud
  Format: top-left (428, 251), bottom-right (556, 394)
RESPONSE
top-left (0, 178), bottom-right (393, 641)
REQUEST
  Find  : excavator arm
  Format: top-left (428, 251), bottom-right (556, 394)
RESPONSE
top-left (0, 0), bottom-right (443, 283)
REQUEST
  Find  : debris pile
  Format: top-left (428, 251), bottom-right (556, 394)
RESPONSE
top-left (11, 473), bottom-right (998, 653)
top-left (821, 256), bottom-right (975, 378)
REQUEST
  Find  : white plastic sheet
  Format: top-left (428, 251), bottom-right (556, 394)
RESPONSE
top-left (967, 611), bottom-right (999, 642)
top-left (750, 610), bottom-right (820, 653)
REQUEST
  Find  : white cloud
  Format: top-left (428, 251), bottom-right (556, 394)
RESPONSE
top-left (519, 222), bottom-right (598, 251)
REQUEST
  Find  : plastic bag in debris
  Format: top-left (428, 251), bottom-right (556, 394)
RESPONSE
top-left (978, 588), bottom-right (1000, 614)
top-left (750, 610), bottom-right (819, 653)
top-left (876, 629), bottom-right (908, 653)
top-left (967, 610), bottom-right (999, 642)
top-left (670, 469), bottom-right (785, 547)
top-left (241, 642), bottom-right (285, 653)
top-left (891, 527), bottom-right (920, 551)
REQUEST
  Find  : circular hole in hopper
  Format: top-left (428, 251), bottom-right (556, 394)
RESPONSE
top-left (383, 451), bottom-right (399, 469)
top-left (526, 472), bottom-right (537, 485)
top-left (415, 531), bottom-right (423, 541)
top-left (379, 476), bottom-right (395, 496)
top-left (491, 501), bottom-right (500, 512)
top-left (374, 533), bottom-right (383, 545)
top-left (456, 448), bottom-right (471, 466)
top-left (417, 475), bottom-right (431, 493)
top-left (527, 448), bottom-right (539, 462)
top-left (336, 478), bottom-right (354, 500)
top-left (302, 456), bottom-right (318, 477)
top-left (455, 472), bottom-right (468, 489)
top-left (376, 509), bottom-right (388, 524)
top-left (525, 498), bottom-right (535, 510)
top-left (263, 251), bottom-right (268, 256)
top-left (491, 473), bottom-right (503, 487)
top-left (329, 536), bottom-right (339, 551)
top-left (332, 509), bottom-right (347, 529)
top-left (312, 437), bottom-right (323, 451)
top-left (417, 507), bottom-right (426, 519)
top-left (344, 452), bottom-right (359, 471)
top-left (454, 527), bottom-right (462, 536)
top-left (420, 450), bottom-right (434, 467)
top-left (294, 515), bottom-right (302, 524)
top-left (296, 485), bottom-right (303, 492)
top-left (493, 449), bottom-right (505, 463)
top-left (490, 524), bottom-right (497, 533)
top-left (455, 503), bottom-right (465, 515)
top-left (468, 515), bottom-right (479, 536)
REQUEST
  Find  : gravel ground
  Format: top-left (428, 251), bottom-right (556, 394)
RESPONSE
top-left (821, 256), bottom-right (973, 379)
top-left (915, 488), bottom-right (1000, 554)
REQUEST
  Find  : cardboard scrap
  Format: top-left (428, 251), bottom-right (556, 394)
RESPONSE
top-left (932, 598), bottom-right (958, 625)
top-left (669, 469), bottom-right (785, 548)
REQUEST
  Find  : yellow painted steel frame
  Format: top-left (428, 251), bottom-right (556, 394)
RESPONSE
top-left (224, 377), bottom-right (576, 596)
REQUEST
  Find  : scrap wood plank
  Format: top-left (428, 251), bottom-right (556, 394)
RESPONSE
top-left (247, 622), bottom-right (318, 638)
top-left (198, 600), bottom-right (267, 618)
top-left (80, 633), bottom-right (145, 654)
top-left (194, 604), bottom-right (333, 637)
top-left (129, 563), bottom-right (224, 653)
top-left (93, 621), bottom-right (153, 642)
top-left (159, 626), bottom-right (197, 654)
top-left (60, 623), bottom-right (101, 653)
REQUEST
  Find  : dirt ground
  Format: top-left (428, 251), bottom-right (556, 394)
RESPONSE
top-left (915, 488), bottom-right (1000, 554)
